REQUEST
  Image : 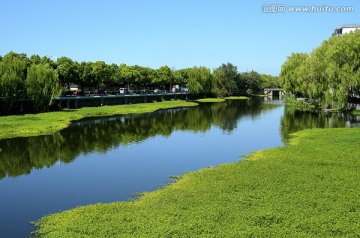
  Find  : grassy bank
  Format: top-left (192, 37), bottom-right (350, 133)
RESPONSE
top-left (196, 96), bottom-right (248, 103)
top-left (0, 100), bottom-right (198, 140)
top-left (224, 96), bottom-right (248, 100)
top-left (34, 128), bottom-right (360, 237)
top-left (352, 110), bottom-right (360, 116)
top-left (195, 98), bottom-right (226, 103)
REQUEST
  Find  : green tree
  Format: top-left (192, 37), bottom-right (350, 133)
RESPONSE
top-left (213, 63), bottom-right (239, 96)
top-left (79, 61), bottom-right (96, 91)
top-left (118, 64), bottom-right (136, 89)
top-left (40, 56), bottom-right (56, 69)
top-left (186, 66), bottom-right (213, 95)
top-left (0, 52), bottom-right (28, 99)
top-left (238, 71), bottom-right (263, 96)
top-left (174, 68), bottom-right (189, 87)
top-left (154, 66), bottom-right (173, 91)
top-left (56, 56), bottom-right (79, 89)
top-left (280, 53), bottom-right (309, 96)
top-left (281, 30), bottom-right (360, 109)
top-left (26, 63), bottom-right (61, 111)
top-left (29, 54), bottom-right (42, 65)
top-left (261, 74), bottom-right (280, 89)
top-left (91, 61), bottom-right (112, 89)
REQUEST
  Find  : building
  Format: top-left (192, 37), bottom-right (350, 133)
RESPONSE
top-left (333, 24), bottom-right (360, 36)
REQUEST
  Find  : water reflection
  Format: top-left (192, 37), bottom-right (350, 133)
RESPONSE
top-left (0, 99), bottom-right (279, 180)
top-left (280, 108), bottom-right (360, 142)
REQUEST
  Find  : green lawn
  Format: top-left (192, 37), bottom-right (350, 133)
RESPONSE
top-left (195, 98), bottom-right (226, 103)
top-left (352, 110), bottom-right (360, 116)
top-left (195, 97), bottom-right (248, 103)
top-left (0, 100), bottom-right (198, 140)
top-left (224, 96), bottom-right (248, 100)
top-left (34, 128), bottom-right (360, 237)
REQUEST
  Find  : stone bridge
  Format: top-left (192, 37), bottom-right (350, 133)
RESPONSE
top-left (263, 88), bottom-right (285, 97)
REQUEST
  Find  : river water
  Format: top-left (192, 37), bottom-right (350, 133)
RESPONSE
top-left (0, 99), bottom-right (359, 237)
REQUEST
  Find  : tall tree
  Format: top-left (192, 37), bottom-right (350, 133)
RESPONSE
top-left (213, 63), bottom-right (239, 96)
top-left (281, 30), bottom-right (360, 109)
top-left (26, 63), bottom-right (61, 111)
top-left (154, 66), bottom-right (173, 91)
top-left (29, 54), bottom-right (42, 65)
top-left (79, 61), bottom-right (96, 90)
top-left (186, 66), bottom-right (213, 95)
top-left (280, 53), bottom-right (309, 97)
top-left (56, 57), bottom-right (79, 89)
top-left (238, 71), bottom-right (263, 95)
top-left (91, 61), bottom-right (112, 89)
top-left (0, 52), bottom-right (28, 99)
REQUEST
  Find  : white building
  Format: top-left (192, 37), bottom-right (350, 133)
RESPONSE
top-left (333, 24), bottom-right (360, 36)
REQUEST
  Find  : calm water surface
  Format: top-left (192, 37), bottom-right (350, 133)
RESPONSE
top-left (0, 99), bottom-right (359, 237)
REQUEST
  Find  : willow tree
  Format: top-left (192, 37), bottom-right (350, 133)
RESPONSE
top-left (280, 52), bottom-right (309, 97)
top-left (281, 30), bottom-right (360, 109)
top-left (323, 31), bottom-right (360, 108)
top-left (0, 52), bottom-right (28, 99)
top-left (186, 66), bottom-right (213, 96)
top-left (26, 63), bottom-right (61, 111)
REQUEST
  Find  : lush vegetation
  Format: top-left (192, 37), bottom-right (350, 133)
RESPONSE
top-left (279, 107), bottom-right (348, 142)
top-left (34, 128), bottom-right (360, 237)
top-left (283, 94), bottom-right (317, 111)
top-left (0, 100), bottom-right (197, 140)
top-left (0, 51), bottom-right (279, 113)
top-left (280, 30), bottom-right (360, 109)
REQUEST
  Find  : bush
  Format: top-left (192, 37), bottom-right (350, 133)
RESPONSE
top-left (284, 94), bottom-right (318, 111)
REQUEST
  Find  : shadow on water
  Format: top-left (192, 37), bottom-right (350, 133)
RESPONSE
top-left (0, 98), bottom-right (279, 180)
top-left (280, 108), bottom-right (360, 142)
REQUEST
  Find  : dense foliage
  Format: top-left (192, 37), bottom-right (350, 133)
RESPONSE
top-left (34, 128), bottom-right (360, 237)
top-left (280, 30), bottom-right (360, 109)
top-left (0, 52), bottom-right (279, 112)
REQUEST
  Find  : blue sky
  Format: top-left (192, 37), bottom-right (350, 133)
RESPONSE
top-left (1, 0), bottom-right (359, 75)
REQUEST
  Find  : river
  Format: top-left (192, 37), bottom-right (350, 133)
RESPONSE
top-left (0, 98), bottom-right (359, 237)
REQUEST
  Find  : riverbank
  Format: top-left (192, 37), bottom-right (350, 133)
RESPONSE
top-left (34, 128), bottom-right (360, 237)
top-left (352, 110), bottom-right (360, 116)
top-left (0, 100), bottom-right (198, 140)
top-left (196, 96), bottom-right (248, 103)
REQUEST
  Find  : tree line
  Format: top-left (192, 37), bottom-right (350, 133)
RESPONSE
top-left (0, 51), bottom-right (279, 112)
top-left (280, 30), bottom-right (360, 109)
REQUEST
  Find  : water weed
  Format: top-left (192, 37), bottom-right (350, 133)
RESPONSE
top-left (34, 128), bottom-right (360, 237)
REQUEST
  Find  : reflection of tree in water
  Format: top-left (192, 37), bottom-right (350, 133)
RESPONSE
top-left (280, 108), bottom-right (349, 142)
top-left (0, 99), bottom-right (279, 179)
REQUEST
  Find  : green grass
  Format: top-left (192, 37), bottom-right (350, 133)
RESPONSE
top-left (34, 128), bottom-right (360, 237)
top-left (0, 101), bottom-right (198, 140)
top-left (195, 98), bottom-right (226, 103)
top-left (195, 97), bottom-right (248, 103)
top-left (352, 110), bottom-right (360, 116)
top-left (224, 96), bottom-right (248, 100)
